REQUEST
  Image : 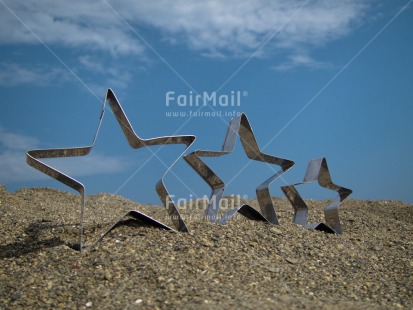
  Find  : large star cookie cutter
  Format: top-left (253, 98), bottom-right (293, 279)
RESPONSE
top-left (27, 88), bottom-right (195, 251)
top-left (281, 157), bottom-right (352, 234)
top-left (184, 113), bottom-right (294, 225)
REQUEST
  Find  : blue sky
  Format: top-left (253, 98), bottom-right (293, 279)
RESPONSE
top-left (0, 0), bottom-right (412, 205)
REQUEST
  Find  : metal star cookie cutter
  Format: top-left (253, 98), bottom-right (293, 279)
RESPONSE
top-left (281, 157), bottom-right (352, 234)
top-left (184, 113), bottom-right (294, 225)
top-left (27, 88), bottom-right (195, 251)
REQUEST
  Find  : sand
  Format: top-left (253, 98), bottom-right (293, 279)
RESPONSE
top-left (0, 185), bottom-right (412, 309)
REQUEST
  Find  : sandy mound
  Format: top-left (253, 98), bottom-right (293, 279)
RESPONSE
top-left (0, 185), bottom-right (412, 309)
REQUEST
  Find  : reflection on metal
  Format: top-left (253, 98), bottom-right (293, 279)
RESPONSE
top-left (26, 88), bottom-right (195, 251)
top-left (184, 113), bottom-right (294, 225)
top-left (281, 157), bottom-right (352, 234)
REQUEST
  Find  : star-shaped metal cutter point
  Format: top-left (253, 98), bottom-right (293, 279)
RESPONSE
top-left (184, 113), bottom-right (294, 225)
top-left (281, 157), bottom-right (352, 234)
top-left (26, 88), bottom-right (195, 251)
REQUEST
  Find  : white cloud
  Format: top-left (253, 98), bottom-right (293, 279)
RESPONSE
top-left (0, 126), bottom-right (39, 149)
top-left (77, 55), bottom-right (133, 95)
top-left (0, 126), bottom-right (133, 183)
top-left (43, 154), bottom-right (133, 178)
top-left (0, 0), bottom-right (145, 56)
top-left (115, 0), bottom-right (370, 57)
top-left (0, 150), bottom-right (43, 182)
top-left (272, 54), bottom-right (333, 71)
top-left (78, 55), bottom-right (106, 73)
top-left (0, 56), bottom-right (133, 89)
top-left (0, 0), bottom-right (370, 59)
top-left (0, 63), bottom-right (68, 86)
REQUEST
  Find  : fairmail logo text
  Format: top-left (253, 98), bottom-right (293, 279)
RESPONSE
top-left (165, 90), bottom-right (247, 107)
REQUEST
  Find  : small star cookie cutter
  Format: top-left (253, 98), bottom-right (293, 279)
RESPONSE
top-left (281, 157), bottom-right (352, 234)
top-left (27, 89), bottom-right (195, 251)
top-left (184, 113), bottom-right (294, 225)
